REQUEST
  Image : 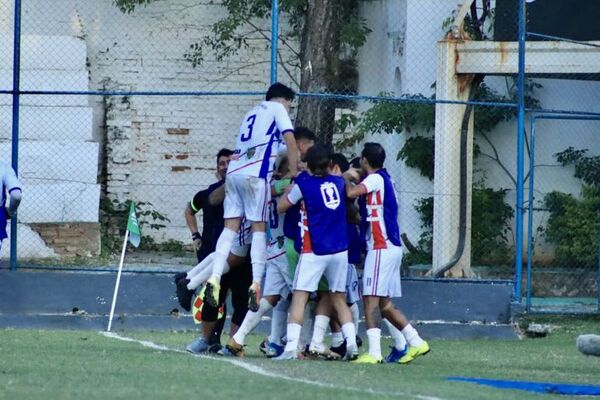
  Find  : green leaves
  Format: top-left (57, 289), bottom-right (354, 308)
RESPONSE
top-left (543, 187), bottom-right (600, 268)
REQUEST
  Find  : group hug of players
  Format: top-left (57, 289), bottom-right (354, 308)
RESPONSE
top-left (174, 83), bottom-right (430, 364)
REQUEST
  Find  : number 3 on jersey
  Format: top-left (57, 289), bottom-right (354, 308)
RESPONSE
top-left (241, 114), bottom-right (256, 142)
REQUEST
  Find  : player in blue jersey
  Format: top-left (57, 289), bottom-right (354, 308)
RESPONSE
top-left (275, 145), bottom-right (359, 360)
top-left (205, 83), bottom-right (299, 314)
top-left (0, 162), bottom-right (22, 253)
top-left (344, 143), bottom-right (429, 364)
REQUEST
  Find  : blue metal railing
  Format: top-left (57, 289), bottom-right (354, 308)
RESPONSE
top-left (526, 113), bottom-right (600, 313)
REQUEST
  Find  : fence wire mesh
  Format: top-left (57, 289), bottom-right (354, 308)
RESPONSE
top-left (1, 0), bottom-right (598, 313)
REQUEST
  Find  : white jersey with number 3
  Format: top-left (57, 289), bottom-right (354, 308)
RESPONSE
top-left (227, 101), bottom-right (293, 179)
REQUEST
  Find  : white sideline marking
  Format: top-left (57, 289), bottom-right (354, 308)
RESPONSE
top-left (101, 331), bottom-right (445, 400)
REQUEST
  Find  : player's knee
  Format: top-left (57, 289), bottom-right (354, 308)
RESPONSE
top-left (202, 304), bottom-right (219, 322)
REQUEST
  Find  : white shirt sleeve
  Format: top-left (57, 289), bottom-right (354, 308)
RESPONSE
top-left (272, 102), bottom-right (294, 134)
top-left (360, 173), bottom-right (383, 194)
top-left (286, 184), bottom-right (303, 205)
top-left (2, 165), bottom-right (21, 193)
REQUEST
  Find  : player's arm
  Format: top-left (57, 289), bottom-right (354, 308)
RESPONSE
top-left (343, 169), bottom-right (368, 199)
top-left (185, 190), bottom-right (205, 250)
top-left (273, 103), bottom-right (298, 177)
top-left (4, 167), bottom-right (22, 218)
top-left (282, 131), bottom-right (298, 177)
top-left (277, 183), bottom-right (301, 214)
top-left (208, 181), bottom-right (225, 206)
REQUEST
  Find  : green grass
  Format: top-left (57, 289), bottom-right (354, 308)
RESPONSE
top-left (1, 316), bottom-right (599, 400)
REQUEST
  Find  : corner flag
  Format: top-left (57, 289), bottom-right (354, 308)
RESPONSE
top-left (127, 201), bottom-right (141, 247)
top-left (107, 200), bottom-right (141, 332)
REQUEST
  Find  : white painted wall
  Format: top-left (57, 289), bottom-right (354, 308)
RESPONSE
top-left (356, 0), bottom-right (600, 264)
top-left (0, 0), bottom-right (298, 249)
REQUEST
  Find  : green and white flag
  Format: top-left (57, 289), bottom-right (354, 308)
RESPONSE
top-left (127, 201), bottom-right (141, 247)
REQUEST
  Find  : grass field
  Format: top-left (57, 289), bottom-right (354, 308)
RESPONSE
top-left (1, 316), bottom-right (599, 400)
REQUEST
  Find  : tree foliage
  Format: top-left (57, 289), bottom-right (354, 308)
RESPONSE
top-left (114, 0), bottom-right (371, 144)
top-left (541, 147), bottom-right (600, 268)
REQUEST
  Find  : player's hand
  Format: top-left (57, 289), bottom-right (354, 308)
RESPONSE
top-left (193, 238), bottom-right (202, 251)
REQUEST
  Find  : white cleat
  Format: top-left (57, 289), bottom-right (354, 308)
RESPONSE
top-left (272, 350), bottom-right (298, 361)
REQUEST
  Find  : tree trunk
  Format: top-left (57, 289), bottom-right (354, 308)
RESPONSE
top-left (296, 0), bottom-right (339, 147)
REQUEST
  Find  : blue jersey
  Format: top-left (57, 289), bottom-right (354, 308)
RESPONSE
top-left (288, 172), bottom-right (348, 255)
top-left (347, 223), bottom-right (363, 264)
top-left (359, 168), bottom-right (402, 249)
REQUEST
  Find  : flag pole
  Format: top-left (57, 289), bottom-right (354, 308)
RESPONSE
top-left (107, 229), bottom-right (130, 332)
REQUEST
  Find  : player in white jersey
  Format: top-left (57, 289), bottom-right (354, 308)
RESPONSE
top-left (205, 83), bottom-right (299, 315)
top-left (220, 156), bottom-right (293, 357)
top-left (344, 143), bottom-right (429, 364)
top-left (0, 162), bottom-right (22, 253)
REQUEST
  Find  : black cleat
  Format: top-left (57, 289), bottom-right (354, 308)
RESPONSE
top-left (175, 276), bottom-right (194, 312)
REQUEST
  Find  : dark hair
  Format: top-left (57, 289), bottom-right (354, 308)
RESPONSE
top-left (361, 142), bottom-right (385, 168)
top-left (266, 82), bottom-right (295, 101)
top-left (276, 155), bottom-right (289, 174)
top-left (216, 148), bottom-right (234, 162)
top-left (305, 144), bottom-right (331, 176)
top-left (294, 126), bottom-right (316, 142)
top-left (350, 157), bottom-right (361, 169)
top-left (330, 153), bottom-right (349, 173)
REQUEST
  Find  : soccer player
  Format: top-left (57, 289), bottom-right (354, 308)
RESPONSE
top-left (305, 152), bottom-right (362, 360)
top-left (220, 156), bottom-right (293, 357)
top-left (176, 148), bottom-right (233, 309)
top-left (174, 149), bottom-right (253, 354)
top-left (344, 143), bottom-right (429, 364)
top-left (281, 127), bottom-right (317, 352)
top-left (185, 148), bottom-right (233, 262)
top-left (205, 83), bottom-right (299, 313)
top-left (275, 145), bottom-right (358, 360)
top-left (0, 162), bottom-right (22, 252)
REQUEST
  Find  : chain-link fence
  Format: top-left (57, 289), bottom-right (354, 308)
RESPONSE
top-left (1, 0), bottom-right (599, 313)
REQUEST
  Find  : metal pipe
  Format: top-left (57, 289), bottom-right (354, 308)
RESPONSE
top-left (434, 74), bottom-right (484, 278)
top-left (10, 0), bottom-right (22, 271)
top-left (514, 0), bottom-right (527, 301)
top-left (270, 0), bottom-right (279, 84)
top-left (525, 115), bottom-right (537, 312)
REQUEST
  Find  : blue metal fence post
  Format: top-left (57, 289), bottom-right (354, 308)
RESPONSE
top-left (270, 0), bottom-right (279, 84)
top-left (10, 0), bottom-right (22, 271)
top-left (514, 0), bottom-right (526, 301)
top-left (526, 115), bottom-right (537, 312)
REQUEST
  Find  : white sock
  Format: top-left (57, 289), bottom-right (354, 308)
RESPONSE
top-left (250, 232), bottom-right (267, 283)
top-left (341, 322), bottom-right (357, 349)
top-left (350, 302), bottom-right (360, 333)
top-left (188, 260), bottom-right (230, 291)
top-left (383, 318), bottom-right (407, 350)
top-left (233, 298), bottom-right (273, 346)
top-left (366, 328), bottom-right (382, 359)
top-left (186, 252), bottom-right (214, 280)
top-left (309, 314), bottom-right (330, 351)
top-left (299, 301), bottom-right (316, 350)
top-left (331, 331), bottom-right (344, 347)
top-left (402, 324), bottom-right (425, 347)
top-left (284, 323), bottom-right (302, 353)
top-left (211, 228), bottom-right (236, 280)
top-left (269, 298), bottom-right (289, 345)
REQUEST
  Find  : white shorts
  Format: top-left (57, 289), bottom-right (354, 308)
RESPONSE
top-left (230, 218), bottom-right (252, 257)
top-left (345, 264), bottom-right (360, 304)
top-left (293, 251), bottom-right (348, 293)
top-left (263, 247), bottom-right (291, 298)
top-left (363, 245), bottom-right (403, 298)
top-left (224, 174), bottom-right (270, 222)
